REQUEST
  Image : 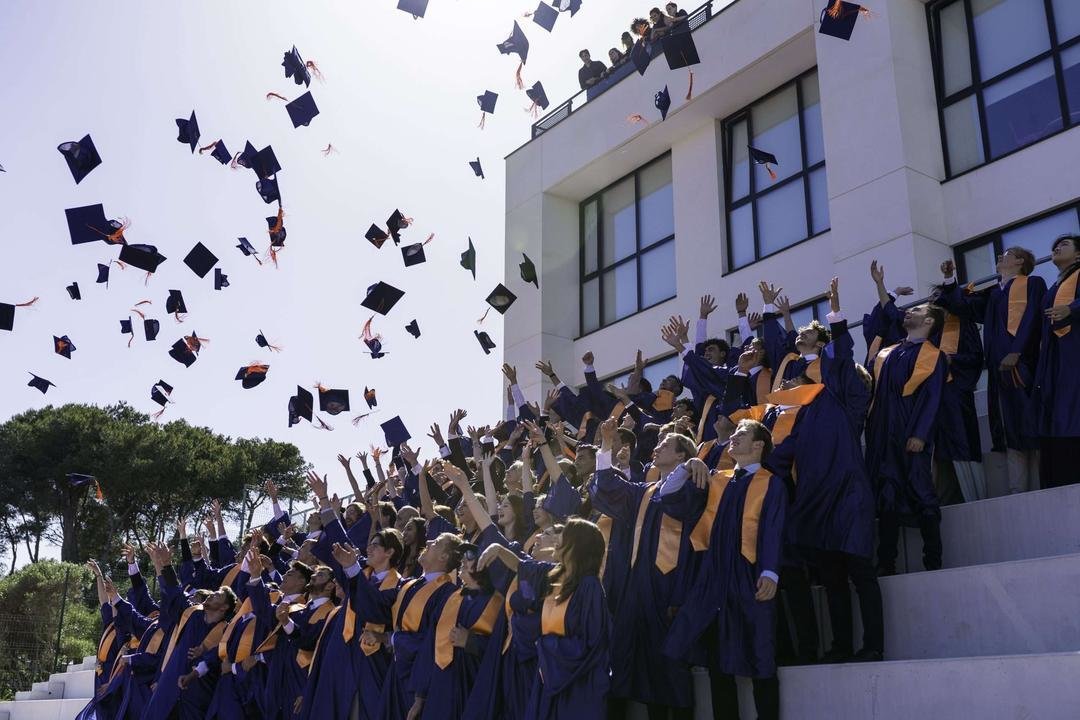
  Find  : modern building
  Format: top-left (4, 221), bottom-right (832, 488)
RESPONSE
top-left (502, 0), bottom-right (1080, 717)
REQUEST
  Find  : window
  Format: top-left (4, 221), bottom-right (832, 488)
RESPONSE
top-left (580, 154), bottom-right (676, 334)
top-left (598, 353), bottom-right (683, 396)
top-left (930, 0), bottom-right (1080, 177)
top-left (724, 296), bottom-right (833, 347)
top-left (953, 203), bottom-right (1080, 285)
top-left (723, 70), bottom-right (830, 271)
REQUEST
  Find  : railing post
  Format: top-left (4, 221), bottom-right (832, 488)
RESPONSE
top-left (53, 568), bottom-right (69, 673)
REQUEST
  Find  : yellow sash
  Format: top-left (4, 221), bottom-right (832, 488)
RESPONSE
top-left (393, 573), bottom-right (453, 632)
top-left (96, 622), bottom-right (117, 675)
top-left (1006, 275), bottom-right (1029, 337)
top-left (541, 590), bottom-right (570, 637)
top-left (575, 411), bottom-right (593, 440)
top-left (596, 515), bottom-right (613, 579)
top-left (220, 564), bottom-right (242, 590)
top-left (755, 369), bottom-right (772, 404)
top-left (874, 342), bottom-right (942, 397)
top-left (695, 395), bottom-right (717, 444)
top-left (628, 483), bottom-right (682, 574)
top-left (763, 384), bottom-right (825, 446)
top-left (160, 604), bottom-right (202, 670)
top-left (696, 439), bottom-right (715, 461)
top-left (144, 626), bottom-right (165, 655)
top-left (344, 568), bottom-right (400, 643)
top-left (728, 404), bottom-right (768, 425)
top-left (1052, 270), bottom-right (1078, 338)
top-left (253, 602), bottom-right (308, 654)
top-left (218, 598), bottom-right (254, 663)
top-left (772, 355), bottom-right (821, 392)
top-left (689, 468), bottom-right (773, 561)
top-left (435, 591), bottom-right (503, 668)
top-left (359, 621), bottom-right (386, 657)
top-left (295, 602), bottom-right (336, 668)
top-left (652, 390), bottom-right (674, 413)
top-left (307, 606), bottom-right (341, 675)
top-left (939, 313), bottom-right (960, 356)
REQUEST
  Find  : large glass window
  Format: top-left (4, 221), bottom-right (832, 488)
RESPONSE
top-left (930, 0), bottom-right (1080, 177)
top-left (953, 204), bottom-right (1080, 284)
top-left (580, 154), bottom-right (676, 334)
top-left (723, 70), bottom-right (829, 271)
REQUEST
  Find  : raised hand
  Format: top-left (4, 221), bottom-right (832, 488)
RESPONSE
top-left (544, 387), bottom-right (560, 412)
top-left (894, 286), bottom-right (915, 297)
top-left (331, 542), bottom-right (359, 568)
top-left (870, 260), bottom-right (886, 286)
top-left (337, 454), bottom-right (351, 470)
top-left (122, 543), bottom-right (135, 565)
top-left (758, 281), bottom-right (782, 305)
top-left (449, 408), bottom-right (467, 433)
top-left (827, 276), bottom-right (840, 314)
top-left (699, 294), bottom-right (717, 319)
top-left (535, 359), bottom-right (555, 378)
top-left (747, 311), bottom-right (763, 330)
top-left (305, 470), bottom-right (328, 500)
top-left (443, 463), bottom-right (470, 490)
top-left (356, 451), bottom-right (369, 468)
top-left (581, 351), bottom-right (594, 366)
top-left (941, 259), bottom-right (954, 279)
top-left (427, 423), bottom-right (445, 448)
top-left (264, 479), bottom-right (279, 502)
top-left (176, 516), bottom-right (187, 540)
top-left (735, 292), bottom-right (749, 315)
top-left (400, 442), bottom-right (418, 467)
top-left (775, 295), bottom-right (791, 316)
top-left (522, 420), bottom-right (546, 445)
top-left (599, 417), bottom-right (617, 449)
top-left (501, 363), bottom-right (518, 385)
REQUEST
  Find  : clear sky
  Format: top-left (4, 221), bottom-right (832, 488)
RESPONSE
top-left (0, 0), bottom-right (680, 540)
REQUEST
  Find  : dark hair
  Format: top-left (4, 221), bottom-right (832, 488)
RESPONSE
top-left (501, 493), bottom-right (529, 543)
top-left (579, 49), bottom-right (590, 57)
top-left (1053, 233), bottom-right (1080, 254)
top-left (925, 304), bottom-right (946, 338)
top-left (1004, 246), bottom-right (1036, 275)
top-left (737, 418), bottom-right (774, 459)
top-left (703, 338), bottom-right (730, 356)
top-left (399, 516), bottom-right (427, 573)
top-left (289, 560), bottom-right (314, 583)
top-left (798, 320), bottom-right (830, 346)
top-left (615, 427), bottom-right (637, 455)
top-left (667, 432), bottom-right (697, 463)
top-left (378, 501), bottom-right (398, 528)
top-left (556, 458), bottom-right (580, 488)
top-left (638, 377), bottom-right (653, 394)
top-left (218, 585), bottom-right (238, 616)
top-left (621, 31), bottom-right (634, 49)
top-left (375, 528), bottom-right (404, 565)
top-left (662, 374), bottom-right (684, 395)
top-left (631, 17), bottom-right (650, 34)
top-left (547, 518), bottom-right (604, 603)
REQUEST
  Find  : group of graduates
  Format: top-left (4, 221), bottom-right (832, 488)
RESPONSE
top-left (78, 235), bottom-right (1080, 720)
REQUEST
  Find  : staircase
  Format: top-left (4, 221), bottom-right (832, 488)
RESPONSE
top-left (0, 655), bottom-right (95, 720)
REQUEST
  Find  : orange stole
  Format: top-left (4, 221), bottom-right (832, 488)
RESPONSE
top-left (219, 597), bottom-right (256, 664)
top-left (873, 342), bottom-right (942, 397)
top-left (307, 606), bottom-right (342, 675)
top-left (696, 439), bottom-right (715, 461)
top-left (628, 483), bottom-right (682, 574)
top-left (344, 568), bottom-right (400, 642)
top-left (143, 626), bottom-right (165, 655)
top-left (688, 468), bottom-right (773, 561)
top-left (253, 603), bottom-right (308, 654)
top-left (763, 384), bottom-right (826, 446)
top-left (541, 591), bottom-right (570, 637)
top-left (938, 313), bottom-right (960, 356)
top-left (772, 354), bottom-right (821, 392)
top-left (596, 515), bottom-right (613, 578)
top-left (160, 604), bottom-right (203, 671)
top-left (434, 590), bottom-right (503, 668)
top-left (392, 573), bottom-right (453, 632)
top-left (1005, 275), bottom-right (1029, 337)
top-left (1052, 270), bottom-right (1078, 338)
top-left (220, 564), bottom-right (242, 590)
top-left (96, 622), bottom-right (118, 675)
top-left (695, 395), bottom-right (717, 444)
top-left (652, 390), bottom-right (674, 413)
top-left (755, 369), bottom-right (772, 404)
top-left (295, 602), bottom-right (337, 667)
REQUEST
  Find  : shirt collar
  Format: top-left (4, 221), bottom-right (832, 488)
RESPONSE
top-left (801, 353), bottom-right (819, 362)
top-left (282, 593), bottom-right (302, 603)
top-left (374, 569), bottom-right (390, 581)
top-left (735, 462), bottom-right (762, 475)
top-left (423, 571), bottom-right (446, 582)
top-left (748, 365), bottom-right (763, 376)
top-left (310, 596), bottom-right (329, 608)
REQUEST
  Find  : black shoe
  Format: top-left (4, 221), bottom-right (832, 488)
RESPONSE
top-left (821, 649), bottom-right (852, 664)
top-left (852, 648), bottom-right (883, 662)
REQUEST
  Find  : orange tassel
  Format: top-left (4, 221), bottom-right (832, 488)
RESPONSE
top-left (15, 297), bottom-right (38, 307)
top-left (478, 112), bottom-right (487, 129)
top-left (113, 260), bottom-right (127, 271)
top-left (144, 271), bottom-right (152, 286)
top-left (174, 312), bottom-right (185, 324)
top-left (423, 233), bottom-right (435, 245)
top-left (197, 141), bottom-right (218, 155)
top-left (268, 247), bottom-right (279, 268)
top-left (151, 407), bottom-right (167, 420)
top-left (525, 102), bottom-right (540, 118)
top-left (859, 6), bottom-right (876, 18)
top-left (106, 218), bottom-right (130, 244)
top-left (767, 165), bottom-right (777, 181)
top-left (244, 363), bottom-right (269, 377)
top-left (686, 69), bottom-right (694, 101)
top-left (127, 334), bottom-right (134, 348)
top-left (270, 207), bottom-right (285, 234)
top-left (134, 299), bottom-right (151, 306)
top-left (131, 308), bottom-right (146, 320)
top-left (315, 417), bottom-right (334, 431)
top-left (266, 92), bottom-right (288, 101)
top-left (230, 152), bottom-right (241, 169)
top-left (321, 144), bottom-right (336, 156)
top-left (478, 307), bottom-right (491, 323)
top-left (627, 114), bottom-right (647, 124)
top-left (515, 62), bottom-right (524, 90)
top-left (827, 0), bottom-right (843, 18)
top-left (305, 60), bottom-right (324, 82)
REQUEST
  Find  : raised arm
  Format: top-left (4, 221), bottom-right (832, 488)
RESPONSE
top-left (338, 453), bottom-right (363, 498)
top-left (445, 463), bottom-right (493, 532)
top-left (418, 460), bottom-right (436, 520)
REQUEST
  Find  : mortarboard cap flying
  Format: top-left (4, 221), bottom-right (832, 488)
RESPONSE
top-left (317, 386), bottom-right (350, 415)
top-left (475, 330), bottom-right (496, 354)
top-left (282, 46), bottom-right (311, 87)
top-left (66, 282), bottom-right (81, 301)
top-left (630, 40), bottom-right (651, 75)
top-left (387, 209), bottom-right (410, 245)
top-left (662, 32), bottom-right (700, 69)
top-left (183, 242), bottom-right (219, 278)
top-left (255, 330), bottom-right (282, 351)
top-left (65, 204), bottom-right (112, 245)
top-left (214, 268), bottom-right (229, 290)
top-left (118, 244), bottom-right (167, 274)
top-left (165, 290), bottom-right (187, 316)
top-left (209, 140), bottom-right (231, 165)
top-left (236, 237), bottom-right (259, 258)
top-left (28, 373), bottom-right (54, 394)
top-left (748, 146), bottom-right (779, 180)
top-left (401, 243), bottom-right (426, 267)
top-left (267, 214), bottom-right (287, 246)
top-left (532, 2), bottom-right (558, 31)
top-left (469, 158), bottom-right (484, 179)
top-left (477, 91), bottom-right (498, 115)
top-left (364, 386), bottom-right (378, 409)
top-left (381, 416), bottom-right (411, 446)
top-left (256, 176), bottom-right (281, 204)
top-left (397, 0), bottom-right (429, 18)
top-left (286, 92), bottom-right (320, 128)
top-left (520, 253), bottom-right (539, 288)
top-left (236, 141), bottom-right (258, 170)
top-left (543, 473), bottom-right (582, 520)
top-left (366, 224), bottom-right (389, 249)
top-left (151, 380), bottom-right (173, 407)
top-left (236, 364), bottom-right (269, 389)
top-left (655, 86), bottom-right (671, 121)
top-left (554, 0), bottom-right (583, 14)
top-left (57, 135), bottom-right (101, 184)
top-left (0, 297), bottom-right (36, 332)
top-left (405, 319), bottom-right (421, 338)
top-left (460, 237), bottom-right (477, 280)
top-left (252, 145), bottom-right (281, 180)
top-left (120, 317), bottom-right (133, 335)
top-left (497, 21), bottom-right (530, 64)
top-left (361, 281), bottom-right (405, 316)
top-left (96, 263), bottom-right (110, 285)
top-left (54, 335), bottom-right (76, 359)
top-left (819, 0), bottom-right (864, 41)
top-left (66, 473), bottom-right (96, 488)
top-left (486, 284), bottom-right (518, 314)
top-left (144, 318), bottom-right (160, 341)
top-left (365, 336), bottom-right (386, 358)
top-left (289, 385), bottom-right (314, 426)
top-left (175, 111), bottom-right (200, 153)
top-left (526, 81), bottom-right (550, 110)
top-left (168, 338), bottom-right (197, 367)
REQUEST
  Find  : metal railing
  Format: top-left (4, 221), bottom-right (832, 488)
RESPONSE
top-left (530, 0), bottom-right (727, 140)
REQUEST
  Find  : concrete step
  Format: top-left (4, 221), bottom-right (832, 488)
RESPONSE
top-left (779, 652), bottom-right (1080, 719)
top-left (49, 669), bottom-right (92, 699)
top-left (27, 684), bottom-right (60, 701)
top-left (0, 699), bottom-right (88, 720)
top-left (897, 483), bottom-right (1080, 573)
top-left (881, 553), bottom-right (1080, 660)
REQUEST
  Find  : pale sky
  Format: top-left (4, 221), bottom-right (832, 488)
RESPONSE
top-left (0, 0), bottom-right (677, 546)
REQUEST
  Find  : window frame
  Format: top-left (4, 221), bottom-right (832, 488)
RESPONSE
top-left (721, 68), bottom-right (830, 274)
top-left (928, 0), bottom-right (1080, 179)
top-left (578, 152), bottom-right (676, 338)
top-left (724, 295), bottom-right (832, 347)
top-left (952, 200), bottom-right (1080, 281)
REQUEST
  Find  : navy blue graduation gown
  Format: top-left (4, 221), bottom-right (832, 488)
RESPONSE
top-left (680, 349), bottom-right (729, 442)
top-left (862, 299), bottom-right (906, 367)
top-left (930, 310), bottom-right (985, 462)
top-left (865, 340), bottom-right (947, 519)
top-left (1034, 266), bottom-right (1080, 437)
top-left (661, 468), bottom-right (786, 678)
top-left (202, 610), bottom-right (267, 720)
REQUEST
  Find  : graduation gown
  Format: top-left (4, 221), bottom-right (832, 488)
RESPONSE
top-left (77, 614), bottom-right (166, 720)
top-left (523, 562), bottom-right (610, 720)
top-left (661, 467), bottom-right (786, 678)
top-left (763, 312), bottom-right (821, 390)
top-left (589, 466), bottom-right (696, 707)
top-left (1034, 264), bottom-right (1080, 437)
top-left (941, 276), bottom-right (1044, 451)
top-left (931, 309), bottom-right (985, 463)
top-left (861, 298), bottom-right (906, 368)
top-left (865, 339), bottom-right (947, 519)
top-left (680, 348), bottom-right (730, 443)
top-left (201, 607), bottom-right (267, 720)
top-left (76, 599), bottom-right (138, 720)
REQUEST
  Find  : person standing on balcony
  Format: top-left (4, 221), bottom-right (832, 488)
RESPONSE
top-left (577, 50), bottom-right (606, 90)
top-left (939, 251), bottom-right (1045, 494)
top-left (648, 8), bottom-right (671, 41)
top-left (665, 2), bottom-right (689, 31)
top-left (1034, 234), bottom-right (1080, 488)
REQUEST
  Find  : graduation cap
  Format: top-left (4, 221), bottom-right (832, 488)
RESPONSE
top-left (317, 386), bottom-right (350, 415)
top-left (819, 1), bottom-right (865, 41)
top-left (526, 82), bottom-right (550, 111)
top-left (662, 31), bottom-right (700, 69)
top-left (520, 253), bottom-right (539, 288)
top-left (236, 237), bottom-right (260, 259)
top-left (53, 335), bottom-right (76, 359)
top-left (120, 317), bottom-right (134, 344)
top-left (401, 243), bottom-right (426, 267)
top-left (748, 146), bottom-right (779, 181)
top-left (256, 176), bottom-right (281, 204)
top-left (554, 0), bottom-right (582, 14)
top-left (282, 45), bottom-right (311, 87)
top-left (469, 158), bottom-right (484, 179)
top-left (387, 209), bottom-right (410, 245)
top-left (630, 40), bottom-right (651, 76)
top-left (361, 281), bottom-right (405, 316)
top-left (497, 21), bottom-right (530, 65)
top-left (532, 2), bottom-right (558, 31)
top-left (165, 290), bottom-right (187, 317)
top-left (183, 242), bottom-right (219, 278)
top-left (235, 141), bottom-right (259, 170)
top-left (235, 364), bottom-right (270, 389)
top-left (168, 336), bottom-right (199, 367)
top-left (477, 90), bottom-right (498, 115)
top-left (96, 263), bottom-right (111, 285)
top-left (66, 473), bottom-right (96, 489)
top-left (150, 380), bottom-right (173, 407)
top-left (175, 111), bottom-right (200, 153)
top-left (252, 145), bottom-right (281, 179)
top-left (486, 284), bottom-right (517, 314)
top-left (57, 135), bottom-right (101, 184)
top-left (288, 385), bottom-right (314, 426)
top-left (207, 140), bottom-right (231, 165)
top-left (267, 213), bottom-right (287, 247)
top-left (144, 318), bottom-right (160, 341)
top-left (0, 297), bottom-right (36, 332)
top-left (256, 330), bottom-right (282, 352)
top-left (405, 319), bottom-right (421, 338)
top-left (286, 92), bottom-right (320, 128)
top-left (543, 473), bottom-right (582, 520)
top-left (214, 268), bottom-right (229, 290)
top-left (366, 224), bottom-right (389, 249)
top-left (118, 244), bottom-right (167, 274)
top-left (381, 415), bottom-right (411, 446)
top-left (475, 330), bottom-right (496, 354)
top-left (655, 86), bottom-right (671, 121)
top-left (460, 237), bottom-right (477, 279)
top-left (365, 336), bottom-right (386, 358)
top-left (65, 204), bottom-right (112, 245)
top-left (66, 283), bottom-right (81, 301)
top-left (397, 0), bottom-right (429, 18)
top-left (363, 386), bottom-right (378, 409)
top-left (28, 373), bottom-right (54, 394)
